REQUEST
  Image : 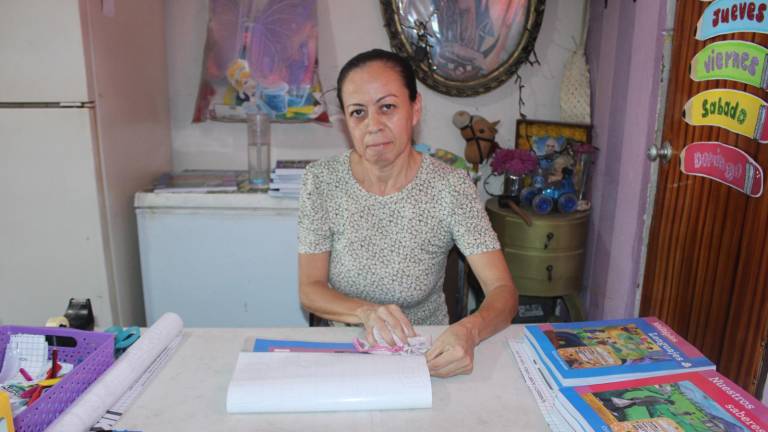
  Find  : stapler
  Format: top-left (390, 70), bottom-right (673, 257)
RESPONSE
top-left (63, 298), bottom-right (95, 330)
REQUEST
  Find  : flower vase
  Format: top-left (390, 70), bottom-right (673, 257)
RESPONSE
top-left (575, 153), bottom-right (592, 200)
top-left (502, 174), bottom-right (522, 198)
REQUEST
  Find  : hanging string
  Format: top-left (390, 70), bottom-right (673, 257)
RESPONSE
top-left (579, 0), bottom-right (590, 49)
top-left (527, 48), bottom-right (541, 68)
top-left (515, 48), bottom-right (541, 120)
top-left (515, 73), bottom-right (527, 119)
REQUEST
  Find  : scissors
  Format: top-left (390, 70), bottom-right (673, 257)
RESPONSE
top-left (105, 326), bottom-right (141, 354)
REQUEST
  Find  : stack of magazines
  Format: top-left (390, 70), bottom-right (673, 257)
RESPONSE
top-left (268, 160), bottom-right (315, 198)
top-left (508, 317), bottom-right (768, 431)
top-left (153, 170), bottom-right (247, 193)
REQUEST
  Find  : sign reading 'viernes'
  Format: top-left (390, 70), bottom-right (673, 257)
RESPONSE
top-left (696, 0), bottom-right (768, 40)
top-left (690, 40), bottom-right (768, 89)
top-left (681, 142), bottom-right (764, 197)
top-left (683, 89), bottom-right (768, 142)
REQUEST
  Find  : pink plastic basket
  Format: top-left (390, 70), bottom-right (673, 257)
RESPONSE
top-left (0, 326), bottom-right (114, 432)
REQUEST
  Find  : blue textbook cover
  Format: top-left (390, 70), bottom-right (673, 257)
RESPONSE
top-left (524, 317), bottom-right (715, 387)
top-left (252, 338), bottom-right (357, 353)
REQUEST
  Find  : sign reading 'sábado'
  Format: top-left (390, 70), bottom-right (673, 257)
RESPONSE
top-left (683, 89), bottom-right (768, 142)
top-left (681, 141), bottom-right (763, 197)
top-left (696, 0), bottom-right (768, 40)
top-left (690, 40), bottom-right (768, 89)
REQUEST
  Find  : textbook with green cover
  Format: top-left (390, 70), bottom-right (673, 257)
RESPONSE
top-left (558, 369), bottom-right (768, 432)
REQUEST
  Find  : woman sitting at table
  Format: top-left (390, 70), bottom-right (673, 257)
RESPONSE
top-left (298, 49), bottom-right (518, 378)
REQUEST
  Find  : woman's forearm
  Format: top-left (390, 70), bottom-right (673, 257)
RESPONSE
top-left (299, 280), bottom-right (377, 324)
top-left (299, 252), bottom-right (376, 323)
top-left (456, 282), bottom-right (518, 345)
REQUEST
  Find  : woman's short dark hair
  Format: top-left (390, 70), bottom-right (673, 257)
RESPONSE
top-left (336, 49), bottom-right (418, 109)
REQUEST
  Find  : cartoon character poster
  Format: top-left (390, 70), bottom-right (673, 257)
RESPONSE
top-left (194, 0), bottom-right (329, 123)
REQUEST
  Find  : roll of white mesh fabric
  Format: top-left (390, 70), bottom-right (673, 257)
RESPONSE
top-left (46, 312), bottom-right (184, 432)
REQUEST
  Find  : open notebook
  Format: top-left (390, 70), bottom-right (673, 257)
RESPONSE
top-left (226, 352), bottom-right (432, 413)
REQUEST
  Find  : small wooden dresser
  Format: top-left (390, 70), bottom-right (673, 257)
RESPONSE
top-left (485, 198), bottom-right (589, 321)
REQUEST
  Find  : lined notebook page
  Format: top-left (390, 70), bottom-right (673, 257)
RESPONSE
top-left (226, 352), bottom-right (432, 413)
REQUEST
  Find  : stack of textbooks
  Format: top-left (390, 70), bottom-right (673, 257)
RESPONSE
top-left (152, 170), bottom-right (247, 193)
top-left (268, 159), bottom-right (315, 198)
top-left (508, 317), bottom-right (768, 431)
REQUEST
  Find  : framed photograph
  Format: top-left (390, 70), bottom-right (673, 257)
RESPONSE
top-left (516, 119), bottom-right (593, 201)
top-left (380, 0), bottom-right (546, 97)
top-left (515, 119), bottom-right (592, 155)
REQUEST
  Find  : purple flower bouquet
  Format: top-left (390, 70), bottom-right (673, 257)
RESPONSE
top-left (490, 148), bottom-right (538, 177)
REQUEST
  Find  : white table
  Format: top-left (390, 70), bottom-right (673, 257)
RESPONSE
top-left (116, 325), bottom-right (548, 431)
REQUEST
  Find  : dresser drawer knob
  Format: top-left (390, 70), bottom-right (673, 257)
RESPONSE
top-left (546, 264), bottom-right (554, 282)
top-left (544, 232), bottom-right (555, 249)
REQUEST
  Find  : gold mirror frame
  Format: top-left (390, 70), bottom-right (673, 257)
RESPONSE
top-left (381, 0), bottom-right (546, 97)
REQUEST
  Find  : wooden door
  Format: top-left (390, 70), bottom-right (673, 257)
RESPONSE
top-left (640, 0), bottom-right (768, 395)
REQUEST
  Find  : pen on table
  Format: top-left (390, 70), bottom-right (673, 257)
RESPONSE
top-left (18, 367), bottom-right (33, 381)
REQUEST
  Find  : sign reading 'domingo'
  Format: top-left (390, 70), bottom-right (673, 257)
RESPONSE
top-left (696, 0), bottom-right (768, 40)
top-left (683, 89), bottom-right (768, 142)
top-left (691, 40), bottom-right (768, 89)
top-left (681, 141), bottom-right (763, 197)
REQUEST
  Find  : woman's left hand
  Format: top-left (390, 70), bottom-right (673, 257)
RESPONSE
top-left (425, 322), bottom-right (478, 377)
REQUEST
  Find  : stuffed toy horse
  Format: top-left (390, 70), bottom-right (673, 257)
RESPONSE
top-left (452, 111), bottom-right (500, 172)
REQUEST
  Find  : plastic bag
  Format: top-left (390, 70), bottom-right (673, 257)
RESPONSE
top-left (193, 0), bottom-right (329, 124)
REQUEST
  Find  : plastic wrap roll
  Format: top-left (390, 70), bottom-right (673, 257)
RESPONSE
top-left (46, 312), bottom-right (184, 432)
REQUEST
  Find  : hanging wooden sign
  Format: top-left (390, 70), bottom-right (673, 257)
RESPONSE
top-left (682, 89), bottom-right (768, 142)
top-left (681, 141), bottom-right (764, 197)
top-left (696, 0), bottom-right (768, 40)
top-left (690, 40), bottom-right (768, 88)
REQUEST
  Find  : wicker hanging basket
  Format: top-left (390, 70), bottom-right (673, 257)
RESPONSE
top-left (560, 1), bottom-right (591, 124)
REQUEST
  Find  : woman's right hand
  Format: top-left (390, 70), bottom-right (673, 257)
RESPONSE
top-left (355, 304), bottom-right (416, 347)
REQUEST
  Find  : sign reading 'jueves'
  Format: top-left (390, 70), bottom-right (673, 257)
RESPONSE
top-left (696, 0), bottom-right (768, 40)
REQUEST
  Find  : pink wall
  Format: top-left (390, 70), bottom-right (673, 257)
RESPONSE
top-left (583, 0), bottom-right (667, 319)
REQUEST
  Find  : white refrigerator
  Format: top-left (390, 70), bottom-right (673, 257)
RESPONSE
top-left (135, 193), bottom-right (309, 327)
top-left (0, 0), bottom-right (172, 326)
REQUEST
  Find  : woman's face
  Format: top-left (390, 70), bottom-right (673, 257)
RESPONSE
top-left (341, 61), bottom-right (422, 166)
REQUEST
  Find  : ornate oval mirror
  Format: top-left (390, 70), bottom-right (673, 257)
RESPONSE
top-left (381, 0), bottom-right (546, 97)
